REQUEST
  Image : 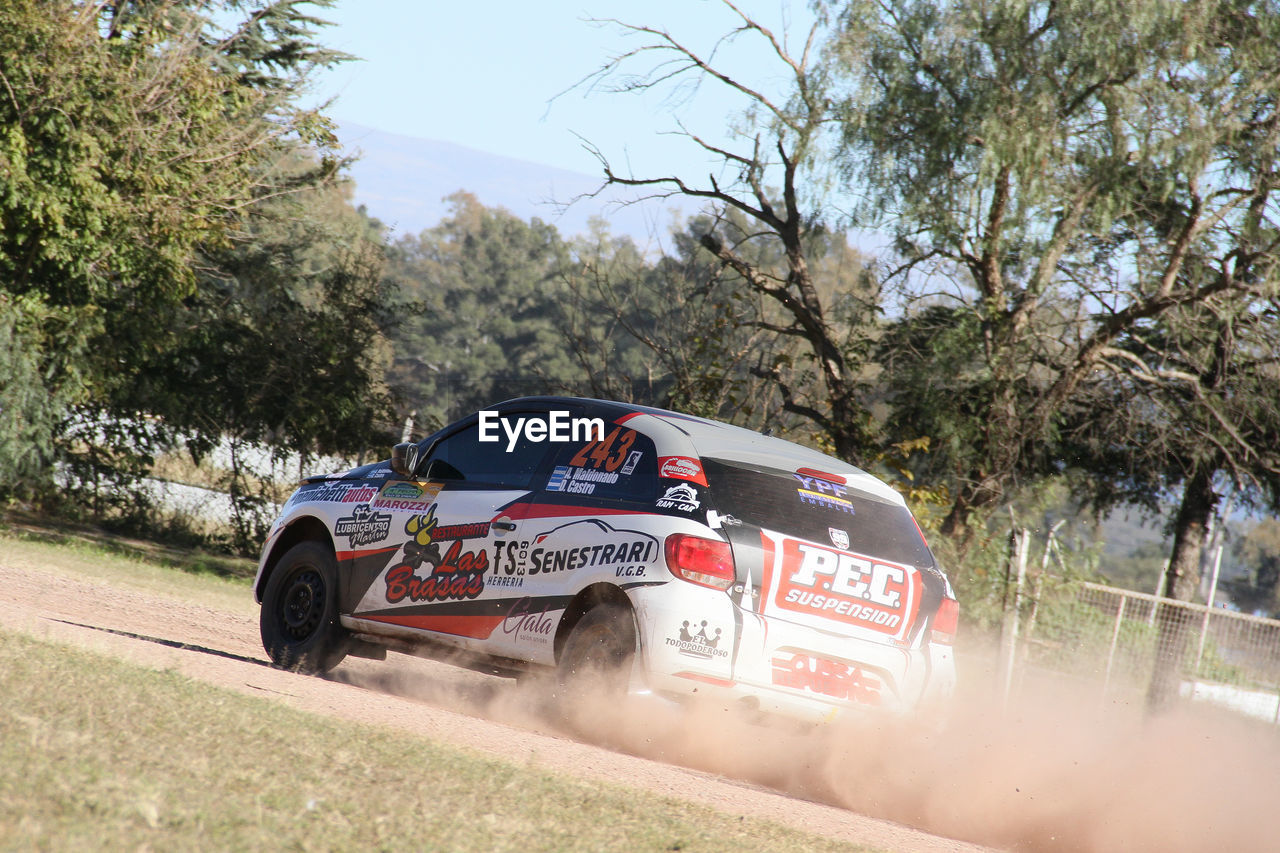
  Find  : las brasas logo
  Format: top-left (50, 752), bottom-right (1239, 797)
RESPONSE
top-left (384, 510), bottom-right (489, 603)
top-left (384, 540), bottom-right (490, 603)
top-left (478, 410), bottom-right (605, 452)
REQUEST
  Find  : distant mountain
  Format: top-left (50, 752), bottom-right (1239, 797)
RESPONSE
top-left (334, 122), bottom-right (688, 244)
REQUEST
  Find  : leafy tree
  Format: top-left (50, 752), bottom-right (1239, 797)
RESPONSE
top-left (126, 176), bottom-right (399, 551)
top-left (386, 193), bottom-right (580, 430)
top-left (832, 0), bottom-right (1280, 549)
top-left (560, 212), bottom-right (791, 423)
top-left (555, 221), bottom-right (692, 407)
top-left (1225, 519), bottom-right (1280, 615)
top-left (0, 0), bottom-right (351, 509)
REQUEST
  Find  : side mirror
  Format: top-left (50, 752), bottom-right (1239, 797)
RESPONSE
top-left (390, 442), bottom-right (418, 478)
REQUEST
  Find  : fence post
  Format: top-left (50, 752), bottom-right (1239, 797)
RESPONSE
top-left (1193, 542), bottom-right (1225, 677)
top-left (1102, 595), bottom-right (1127, 700)
top-left (999, 527), bottom-right (1030, 710)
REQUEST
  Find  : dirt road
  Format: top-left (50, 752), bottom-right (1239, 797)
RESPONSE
top-left (0, 556), bottom-right (987, 853)
top-left (5, 549), bottom-right (1279, 853)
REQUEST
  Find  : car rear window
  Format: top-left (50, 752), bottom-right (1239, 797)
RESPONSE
top-left (703, 458), bottom-right (935, 569)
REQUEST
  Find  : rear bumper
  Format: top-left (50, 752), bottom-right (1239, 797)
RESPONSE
top-left (629, 583), bottom-right (955, 723)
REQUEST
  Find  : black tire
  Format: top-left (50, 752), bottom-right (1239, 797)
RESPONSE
top-left (556, 604), bottom-right (637, 697)
top-left (260, 541), bottom-right (349, 674)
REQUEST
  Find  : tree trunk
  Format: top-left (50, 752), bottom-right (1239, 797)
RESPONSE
top-left (1146, 463), bottom-right (1217, 712)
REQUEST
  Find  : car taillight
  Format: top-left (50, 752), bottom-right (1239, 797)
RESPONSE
top-left (795, 466), bottom-right (846, 485)
top-left (931, 597), bottom-right (959, 645)
top-left (665, 533), bottom-right (735, 590)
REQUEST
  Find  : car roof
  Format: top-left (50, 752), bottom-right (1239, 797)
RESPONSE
top-left (494, 396), bottom-right (904, 505)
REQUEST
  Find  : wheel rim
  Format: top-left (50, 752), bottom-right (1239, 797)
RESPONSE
top-left (279, 567), bottom-right (326, 641)
top-left (566, 622), bottom-right (628, 686)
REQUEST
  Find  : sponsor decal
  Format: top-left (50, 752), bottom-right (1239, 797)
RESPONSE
top-left (432, 521), bottom-right (491, 540)
top-left (491, 539), bottom-right (530, 588)
top-left (334, 504), bottom-right (393, 547)
top-left (773, 539), bottom-right (919, 636)
top-left (372, 480), bottom-right (443, 511)
top-left (772, 653), bottom-right (881, 704)
top-left (657, 456), bottom-right (708, 487)
top-left (544, 464), bottom-right (619, 495)
top-left (384, 509), bottom-right (490, 603)
top-left (286, 482), bottom-right (378, 507)
top-left (478, 410), bottom-right (605, 452)
top-left (527, 519), bottom-right (658, 577)
top-left (384, 540), bottom-right (490, 603)
top-left (500, 596), bottom-right (556, 645)
top-left (620, 450), bottom-right (643, 475)
top-left (666, 619), bottom-right (728, 659)
top-left (488, 575), bottom-right (525, 588)
top-left (567, 426), bottom-right (638, 474)
top-left (655, 483), bottom-right (700, 512)
top-left (794, 474), bottom-right (855, 515)
top-left (828, 527), bottom-right (850, 551)
top-left (384, 482), bottom-right (427, 499)
top-left (546, 465), bottom-right (571, 492)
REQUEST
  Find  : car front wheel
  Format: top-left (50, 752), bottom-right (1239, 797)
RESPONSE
top-left (260, 541), bottom-right (349, 674)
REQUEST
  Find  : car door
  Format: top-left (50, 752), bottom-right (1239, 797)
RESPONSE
top-left (347, 411), bottom-right (557, 646)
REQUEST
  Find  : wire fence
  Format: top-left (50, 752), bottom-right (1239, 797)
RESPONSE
top-left (1012, 577), bottom-right (1280, 723)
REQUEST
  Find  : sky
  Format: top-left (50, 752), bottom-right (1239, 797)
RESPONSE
top-left (303, 1), bottom-right (820, 180)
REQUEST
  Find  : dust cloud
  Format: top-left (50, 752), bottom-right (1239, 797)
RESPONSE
top-left (333, 647), bottom-right (1280, 853)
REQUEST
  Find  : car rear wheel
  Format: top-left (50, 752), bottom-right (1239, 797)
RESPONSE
top-left (556, 604), bottom-right (636, 697)
top-left (260, 541), bottom-right (349, 674)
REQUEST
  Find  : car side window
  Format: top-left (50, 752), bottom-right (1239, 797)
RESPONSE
top-left (543, 425), bottom-right (659, 503)
top-left (418, 418), bottom-right (552, 489)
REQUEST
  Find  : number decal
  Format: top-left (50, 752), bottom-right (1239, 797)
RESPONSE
top-left (604, 430), bottom-right (635, 472)
top-left (588, 427), bottom-right (618, 468)
top-left (568, 427), bottom-right (637, 473)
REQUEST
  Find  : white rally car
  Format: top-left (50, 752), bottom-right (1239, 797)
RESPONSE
top-left (254, 397), bottom-right (958, 722)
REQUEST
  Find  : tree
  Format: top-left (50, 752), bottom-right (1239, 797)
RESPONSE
top-left (1226, 519), bottom-right (1280, 615)
top-left (582, 2), bottom-right (883, 463)
top-left (123, 175), bottom-right (400, 552)
top-left (0, 0), bottom-right (351, 506)
top-left (386, 193), bottom-right (580, 429)
top-left (833, 0), bottom-right (1280, 546)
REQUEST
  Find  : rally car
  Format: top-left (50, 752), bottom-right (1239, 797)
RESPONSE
top-left (254, 397), bottom-right (958, 722)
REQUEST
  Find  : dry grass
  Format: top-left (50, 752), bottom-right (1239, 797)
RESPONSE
top-left (0, 629), bottom-right (874, 852)
top-left (0, 523), bottom-right (255, 614)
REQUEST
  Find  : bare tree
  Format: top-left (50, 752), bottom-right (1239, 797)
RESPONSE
top-left (577, 1), bottom-right (881, 463)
